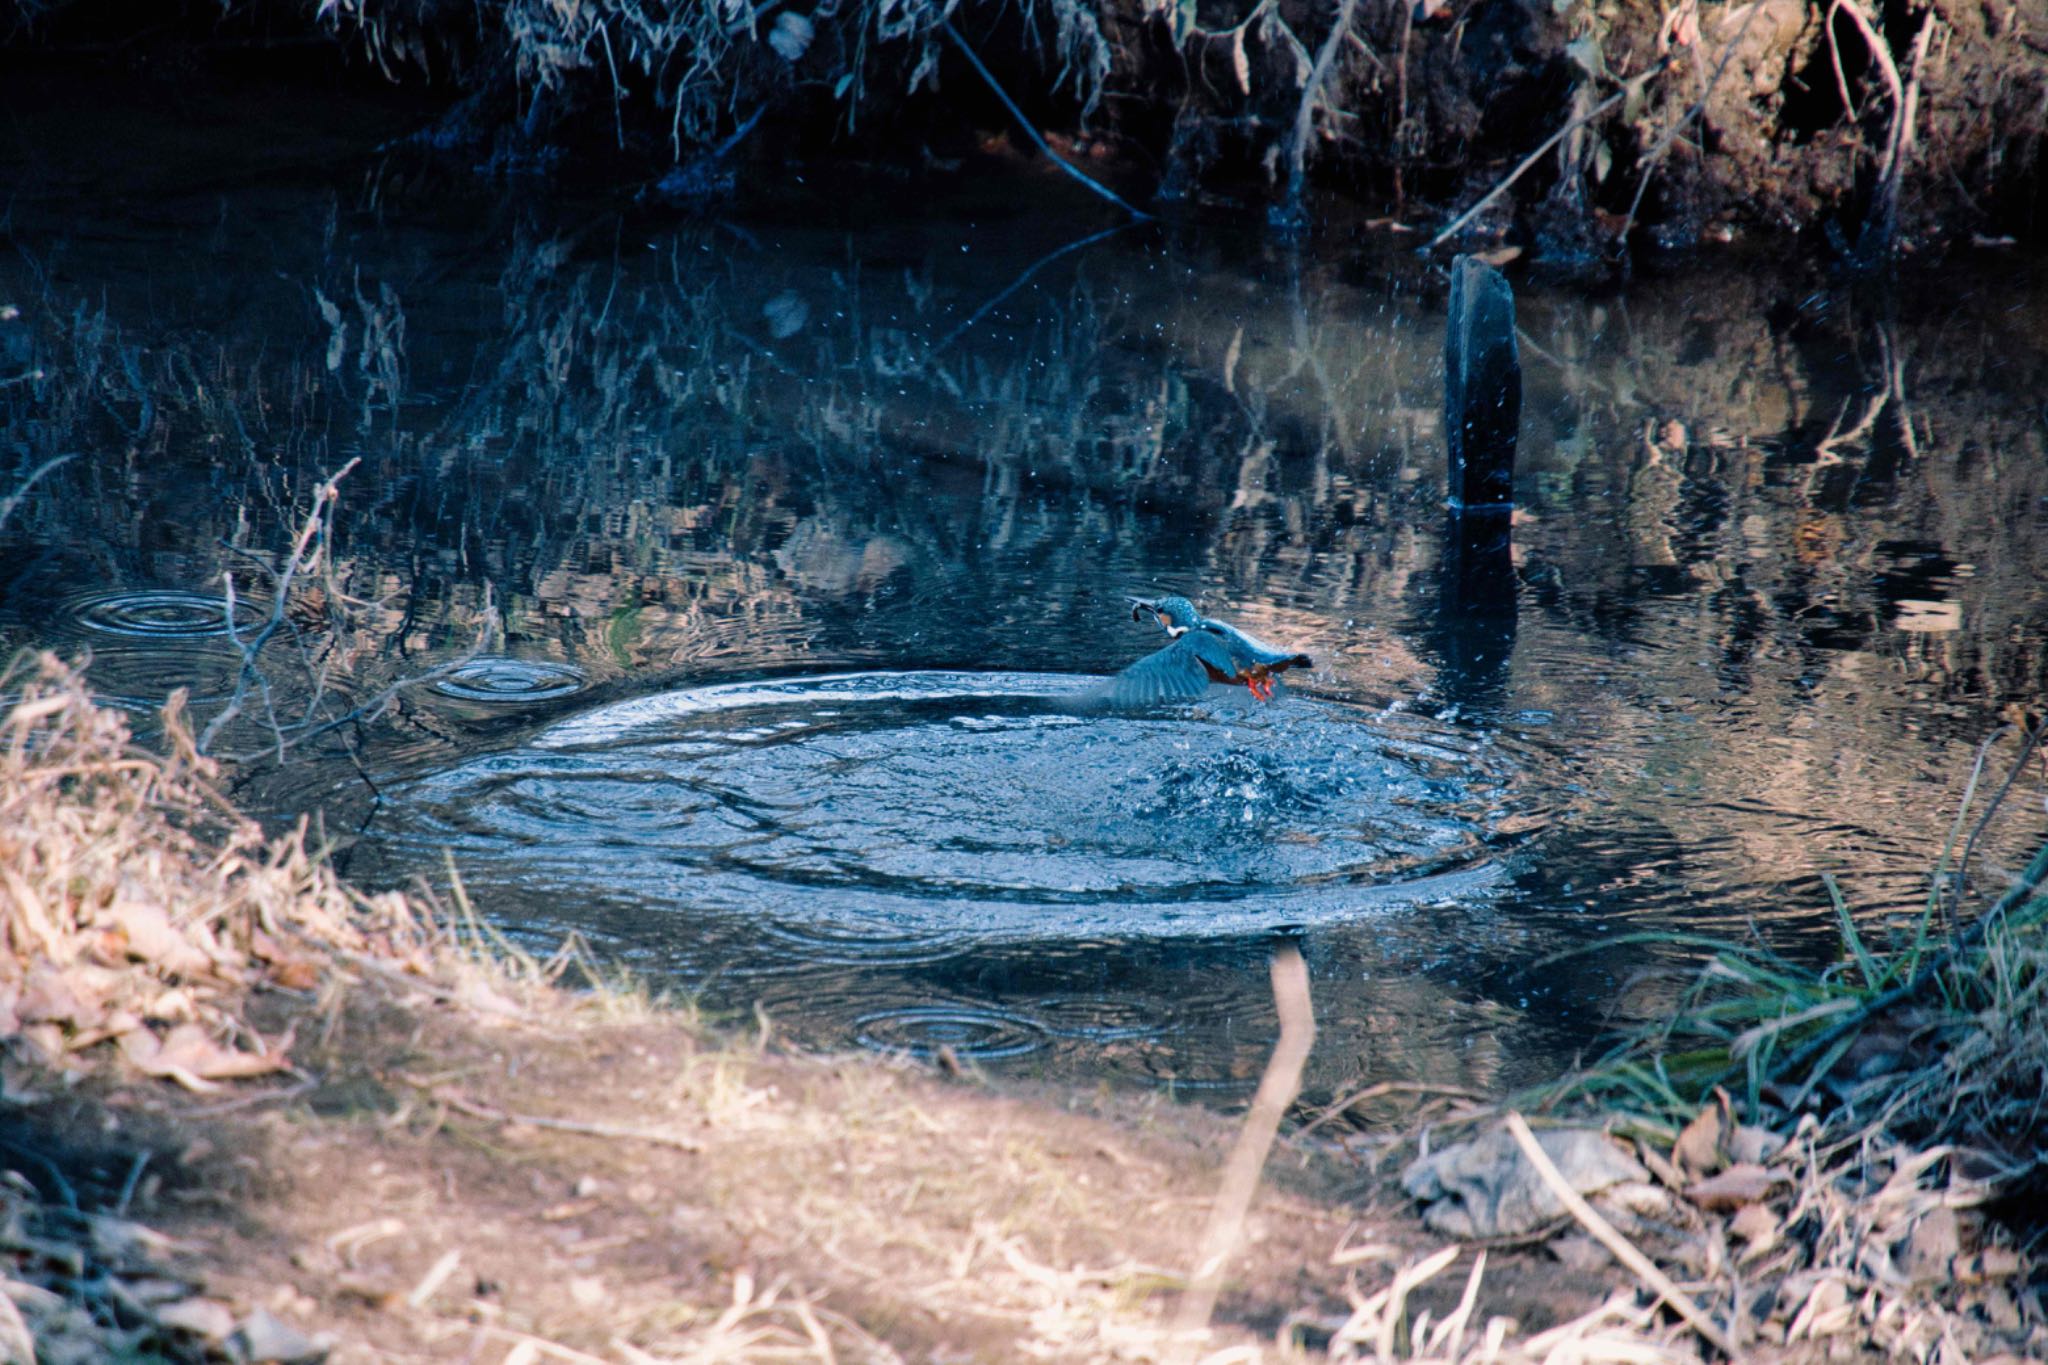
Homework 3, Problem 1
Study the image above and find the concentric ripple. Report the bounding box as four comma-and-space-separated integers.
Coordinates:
66, 589, 260, 638
432, 657, 588, 702
376, 671, 1540, 947
852, 1005, 1048, 1059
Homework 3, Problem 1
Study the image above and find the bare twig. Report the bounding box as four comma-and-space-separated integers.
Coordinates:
1297, 1079, 1488, 1137
1617, 5, 1767, 246
1427, 81, 1646, 251
1170, 943, 1314, 1357
1951, 719, 2045, 913
1504, 1112, 1738, 1356
0, 453, 72, 531
940, 20, 1152, 221
413, 1082, 706, 1153
199, 459, 360, 755
1274, 0, 1361, 228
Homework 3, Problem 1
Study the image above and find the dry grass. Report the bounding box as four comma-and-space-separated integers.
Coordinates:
0, 650, 438, 1087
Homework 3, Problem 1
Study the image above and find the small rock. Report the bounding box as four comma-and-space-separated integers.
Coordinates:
228, 1306, 328, 1364
1403, 1126, 1648, 1239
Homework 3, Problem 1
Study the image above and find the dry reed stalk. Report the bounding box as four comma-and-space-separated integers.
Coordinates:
1503, 1112, 1735, 1357
1169, 942, 1315, 1359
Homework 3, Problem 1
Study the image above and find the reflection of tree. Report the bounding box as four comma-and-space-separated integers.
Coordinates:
1, 211, 1448, 712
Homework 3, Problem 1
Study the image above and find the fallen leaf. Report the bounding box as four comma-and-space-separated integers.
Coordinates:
1730, 1201, 1780, 1257
1727, 1124, 1785, 1166
1894, 1205, 1961, 1282
1684, 1162, 1784, 1211
107, 902, 212, 976
1954, 1246, 2022, 1282
1673, 1094, 1730, 1176
121, 1024, 287, 1091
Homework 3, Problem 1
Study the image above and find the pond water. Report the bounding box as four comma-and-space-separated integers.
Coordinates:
4, 82, 2047, 1103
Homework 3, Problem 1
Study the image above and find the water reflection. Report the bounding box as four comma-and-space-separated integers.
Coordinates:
1, 151, 2045, 1098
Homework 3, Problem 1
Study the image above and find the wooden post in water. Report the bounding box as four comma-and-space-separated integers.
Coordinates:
1444, 255, 1520, 513
1436, 256, 1521, 701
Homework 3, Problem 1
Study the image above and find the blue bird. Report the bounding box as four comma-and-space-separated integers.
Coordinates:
1106, 596, 1314, 704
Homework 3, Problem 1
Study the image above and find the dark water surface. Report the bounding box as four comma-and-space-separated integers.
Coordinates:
5, 85, 2047, 1101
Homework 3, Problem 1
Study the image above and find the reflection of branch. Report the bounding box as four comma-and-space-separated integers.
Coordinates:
0, 453, 72, 530
931, 222, 1134, 353
940, 20, 1152, 221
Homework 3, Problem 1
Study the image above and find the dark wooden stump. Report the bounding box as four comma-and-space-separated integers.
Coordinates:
1444, 255, 1520, 512
1435, 255, 1521, 703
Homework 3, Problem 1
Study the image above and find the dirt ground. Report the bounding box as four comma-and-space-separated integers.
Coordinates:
2, 967, 1624, 1364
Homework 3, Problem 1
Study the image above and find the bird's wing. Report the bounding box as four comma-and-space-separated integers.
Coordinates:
1098, 632, 1236, 706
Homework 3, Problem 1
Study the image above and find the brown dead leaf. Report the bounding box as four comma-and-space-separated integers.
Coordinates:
1635, 1137, 1685, 1191
1729, 1201, 1780, 1258
120, 1023, 287, 1091
15, 962, 88, 1026
107, 902, 213, 976
1895, 1206, 1961, 1282
1726, 1124, 1785, 1166
1684, 1162, 1784, 1211
1954, 1247, 2022, 1283
1787, 1275, 1854, 1342
1673, 1092, 1731, 1176
269, 959, 321, 992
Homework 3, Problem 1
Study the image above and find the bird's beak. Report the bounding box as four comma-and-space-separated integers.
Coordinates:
1127, 596, 1156, 623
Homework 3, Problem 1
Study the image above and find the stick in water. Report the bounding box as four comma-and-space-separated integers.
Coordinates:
1171, 942, 1316, 1357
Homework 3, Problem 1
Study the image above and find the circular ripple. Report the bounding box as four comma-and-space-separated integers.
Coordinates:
852, 1005, 1048, 1060
432, 657, 588, 702
81, 642, 246, 708
376, 671, 1542, 944
66, 590, 260, 638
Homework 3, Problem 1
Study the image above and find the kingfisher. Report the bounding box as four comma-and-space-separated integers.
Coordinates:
1105, 596, 1314, 704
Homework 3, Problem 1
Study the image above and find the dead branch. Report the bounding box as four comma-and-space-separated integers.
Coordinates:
1504, 1112, 1738, 1356
199, 459, 360, 756
1169, 943, 1314, 1357
1427, 85, 1633, 250
1617, 2, 1767, 247
940, 20, 1151, 221
1274, 0, 1360, 229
